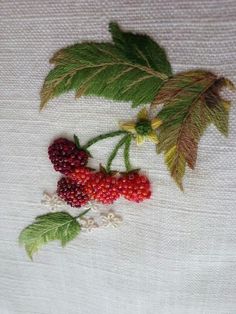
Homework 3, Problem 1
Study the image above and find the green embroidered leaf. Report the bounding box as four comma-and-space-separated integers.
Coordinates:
19, 212, 80, 259
109, 22, 172, 76
153, 71, 234, 189
40, 23, 171, 110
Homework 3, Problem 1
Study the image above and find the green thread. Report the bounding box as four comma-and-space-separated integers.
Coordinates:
106, 135, 129, 172
76, 208, 91, 219
135, 120, 152, 135
83, 130, 127, 149
124, 135, 132, 172
74, 134, 81, 149
40, 22, 172, 110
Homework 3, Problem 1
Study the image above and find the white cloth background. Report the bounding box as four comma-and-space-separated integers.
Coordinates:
0, 1, 236, 313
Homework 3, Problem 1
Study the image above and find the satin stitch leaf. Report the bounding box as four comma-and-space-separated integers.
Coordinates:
40, 22, 172, 109
154, 71, 234, 189
19, 212, 81, 259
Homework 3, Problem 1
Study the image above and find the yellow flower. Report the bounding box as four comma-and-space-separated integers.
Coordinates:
120, 107, 162, 145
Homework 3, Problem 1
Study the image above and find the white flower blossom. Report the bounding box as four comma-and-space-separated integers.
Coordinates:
101, 210, 123, 228
80, 217, 98, 232
83, 201, 100, 212
41, 192, 66, 211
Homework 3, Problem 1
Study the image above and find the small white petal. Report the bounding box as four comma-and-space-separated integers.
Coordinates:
100, 210, 123, 228
79, 217, 99, 232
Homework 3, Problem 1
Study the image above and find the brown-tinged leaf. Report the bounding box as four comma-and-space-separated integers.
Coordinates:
164, 145, 186, 190
156, 71, 234, 189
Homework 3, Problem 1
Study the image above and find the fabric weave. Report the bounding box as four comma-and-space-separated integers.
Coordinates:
0, 1, 236, 313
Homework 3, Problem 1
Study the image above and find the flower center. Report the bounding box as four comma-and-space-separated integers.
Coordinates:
135, 120, 152, 135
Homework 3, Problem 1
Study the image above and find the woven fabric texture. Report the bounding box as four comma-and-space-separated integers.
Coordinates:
0, 1, 236, 313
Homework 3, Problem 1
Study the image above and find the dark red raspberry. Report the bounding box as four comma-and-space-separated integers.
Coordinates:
68, 167, 93, 184
57, 177, 89, 207
84, 171, 120, 204
48, 138, 89, 175
118, 172, 151, 202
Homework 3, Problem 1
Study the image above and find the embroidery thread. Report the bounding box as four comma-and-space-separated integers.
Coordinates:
19, 22, 234, 258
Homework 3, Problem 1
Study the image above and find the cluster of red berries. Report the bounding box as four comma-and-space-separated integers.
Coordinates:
48, 138, 151, 207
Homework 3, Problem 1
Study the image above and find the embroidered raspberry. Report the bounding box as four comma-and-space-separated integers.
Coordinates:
48, 138, 89, 175
68, 167, 93, 184
118, 172, 151, 202
85, 171, 120, 204
57, 177, 89, 207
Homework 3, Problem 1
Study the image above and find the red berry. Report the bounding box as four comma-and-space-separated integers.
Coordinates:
48, 138, 89, 175
84, 171, 120, 204
57, 177, 89, 207
68, 167, 93, 184
118, 172, 151, 202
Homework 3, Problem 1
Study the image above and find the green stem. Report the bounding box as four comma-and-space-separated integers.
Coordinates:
124, 135, 132, 172
75, 208, 91, 219
83, 130, 127, 149
106, 135, 129, 172
74, 134, 81, 149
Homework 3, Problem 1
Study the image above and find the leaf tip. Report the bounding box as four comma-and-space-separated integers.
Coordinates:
221, 129, 229, 138
39, 94, 48, 111
26, 251, 34, 261
108, 21, 120, 34
39, 103, 45, 112
27, 253, 34, 261
172, 175, 184, 191
178, 182, 184, 192
224, 78, 236, 91
73, 134, 81, 149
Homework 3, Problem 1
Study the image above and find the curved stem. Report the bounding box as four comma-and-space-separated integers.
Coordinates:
83, 130, 127, 149
106, 135, 128, 172
124, 135, 132, 172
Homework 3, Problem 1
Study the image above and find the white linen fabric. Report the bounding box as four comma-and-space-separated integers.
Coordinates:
0, 1, 236, 313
